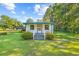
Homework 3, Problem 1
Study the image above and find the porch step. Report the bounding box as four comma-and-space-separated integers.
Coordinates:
34, 33, 44, 40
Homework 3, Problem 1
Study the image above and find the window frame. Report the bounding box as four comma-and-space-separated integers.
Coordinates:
45, 24, 49, 30
30, 25, 34, 30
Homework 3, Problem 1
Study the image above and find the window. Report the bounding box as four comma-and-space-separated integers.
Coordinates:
30, 25, 34, 30
45, 25, 49, 30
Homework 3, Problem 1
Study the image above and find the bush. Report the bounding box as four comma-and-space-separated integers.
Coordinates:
15, 30, 22, 33
21, 29, 26, 32
0, 32, 7, 35
21, 32, 33, 40
46, 32, 54, 40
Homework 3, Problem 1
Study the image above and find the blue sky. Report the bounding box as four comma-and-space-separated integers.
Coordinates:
0, 3, 50, 22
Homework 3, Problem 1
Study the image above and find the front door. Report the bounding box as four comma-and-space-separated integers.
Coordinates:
37, 24, 42, 33
34, 24, 44, 40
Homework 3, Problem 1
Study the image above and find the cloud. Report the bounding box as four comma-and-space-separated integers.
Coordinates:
34, 4, 49, 16
42, 6, 48, 12
2, 3, 16, 14
34, 4, 41, 12
38, 13, 44, 16
3, 3, 15, 11
25, 16, 33, 20
22, 11, 26, 15
11, 10, 16, 14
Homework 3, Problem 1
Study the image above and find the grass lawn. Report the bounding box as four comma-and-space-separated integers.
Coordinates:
0, 32, 79, 56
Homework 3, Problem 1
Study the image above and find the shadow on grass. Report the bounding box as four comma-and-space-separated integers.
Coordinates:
55, 33, 76, 40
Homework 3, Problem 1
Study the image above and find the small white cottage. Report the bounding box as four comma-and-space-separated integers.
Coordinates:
24, 21, 54, 40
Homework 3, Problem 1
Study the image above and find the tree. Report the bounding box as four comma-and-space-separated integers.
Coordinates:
0, 15, 23, 30
43, 3, 79, 33
26, 18, 33, 23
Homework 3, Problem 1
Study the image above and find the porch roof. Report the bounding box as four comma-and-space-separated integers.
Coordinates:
24, 22, 51, 24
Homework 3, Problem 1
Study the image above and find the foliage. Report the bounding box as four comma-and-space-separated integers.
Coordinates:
26, 18, 33, 23
21, 32, 33, 40
0, 32, 7, 35
46, 32, 54, 40
0, 15, 23, 30
43, 3, 79, 33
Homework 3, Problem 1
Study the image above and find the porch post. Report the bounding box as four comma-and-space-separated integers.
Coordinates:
44, 33, 45, 40
43, 24, 45, 40
33, 24, 35, 40
33, 33, 34, 40
51, 24, 54, 33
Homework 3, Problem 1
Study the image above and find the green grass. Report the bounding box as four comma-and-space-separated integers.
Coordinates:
54, 31, 79, 40
0, 32, 79, 56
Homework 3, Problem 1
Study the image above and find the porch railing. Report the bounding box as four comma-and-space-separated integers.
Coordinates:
33, 33, 45, 40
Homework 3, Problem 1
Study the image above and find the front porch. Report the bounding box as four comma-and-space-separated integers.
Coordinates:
32, 24, 48, 40
24, 22, 53, 40
34, 33, 44, 40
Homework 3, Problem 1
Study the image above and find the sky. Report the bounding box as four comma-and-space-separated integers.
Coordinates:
0, 3, 50, 22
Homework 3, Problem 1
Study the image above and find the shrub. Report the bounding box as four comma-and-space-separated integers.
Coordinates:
21, 32, 33, 40
15, 30, 22, 33
46, 32, 54, 40
21, 29, 26, 32
15, 29, 26, 33
0, 32, 7, 35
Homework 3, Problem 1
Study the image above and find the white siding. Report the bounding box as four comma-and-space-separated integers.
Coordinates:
26, 25, 30, 31
26, 24, 54, 34
43, 24, 52, 33
26, 24, 37, 34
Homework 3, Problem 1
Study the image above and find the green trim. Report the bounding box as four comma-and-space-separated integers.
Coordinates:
24, 22, 51, 24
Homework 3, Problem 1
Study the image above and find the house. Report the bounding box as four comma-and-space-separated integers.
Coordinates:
24, 21, 54, 40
